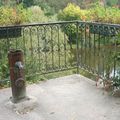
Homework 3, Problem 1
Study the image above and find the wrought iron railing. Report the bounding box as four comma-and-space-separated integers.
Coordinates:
0, 21, 120, 85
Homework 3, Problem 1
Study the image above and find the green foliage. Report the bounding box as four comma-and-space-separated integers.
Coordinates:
0, 4, 55, 26
58, 2, 120, 24
26, 5, 56, 23
110, 34, 120, 45
57, 3, 87, 43
22, 0, 55, 16
42, 4, 55, 16
32, 0, 110, 12
106, 0, 118, 6
28, 6, 48, 23
88, 4, 120, 24
0, 4, 29, 26
58, 3, 86, 21
0, 60, 9, 80
1, 0, 119, 12
33, 0, 70, 12
22, 0, 34, 7
0, 1, 3, 7
38, 2, 55, 16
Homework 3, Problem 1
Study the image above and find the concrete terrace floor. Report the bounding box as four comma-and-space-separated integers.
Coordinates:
0, 74, 120, 120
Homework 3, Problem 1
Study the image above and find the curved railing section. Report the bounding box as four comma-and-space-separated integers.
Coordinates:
0, 21, 120, 85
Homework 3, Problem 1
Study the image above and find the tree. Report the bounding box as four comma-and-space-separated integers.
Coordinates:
16, 0, 22, 4
22, 0, 34, 7
106, 0, 118, 6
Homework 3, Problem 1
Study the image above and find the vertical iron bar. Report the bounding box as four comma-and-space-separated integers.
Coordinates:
80, 24, 83, 68
51, 26, 54, 70
76, 21, 79, 73
29, 27, 34, 74
98, 28, 100, 76
93, 31, 96, 74
15, 38, 17, 49
57, 25, 61, 69
37, 27, 41, 72
7, 28, 10, 51
113, 33, 117, 78
102, 35, 106, 78
44, 26, 47, 71
30, 27, 33, 60
88, 25, 91, 72
22, 27, 27, 72
84, 24, 87, 68
64, 25, 67, 68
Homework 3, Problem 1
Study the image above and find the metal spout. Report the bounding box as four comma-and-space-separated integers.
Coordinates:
15, 61, 24, 69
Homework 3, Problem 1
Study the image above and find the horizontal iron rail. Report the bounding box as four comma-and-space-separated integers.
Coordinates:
0, 21, 119, 28
25, 67, 77, 78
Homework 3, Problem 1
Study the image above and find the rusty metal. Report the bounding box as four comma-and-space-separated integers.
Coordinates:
8, 49, 26, 103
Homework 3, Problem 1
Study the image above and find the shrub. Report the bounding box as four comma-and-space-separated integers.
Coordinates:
44, 5, 55, 16
0, 57, 9, 81
28, 6, 49, 23
23, 0, 34, 7
88, 4, 120, 24
57, 3, 87, 43
0, 4, 29, 26
58, 3, 87, 21
106, 0, 118, 7
39, 3, 55, 16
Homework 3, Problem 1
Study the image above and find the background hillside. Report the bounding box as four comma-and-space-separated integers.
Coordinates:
24, 0, 119, 11
1, 0, 119, 12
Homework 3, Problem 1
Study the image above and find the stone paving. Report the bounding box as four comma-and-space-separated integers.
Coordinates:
0, 74, 120, 120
